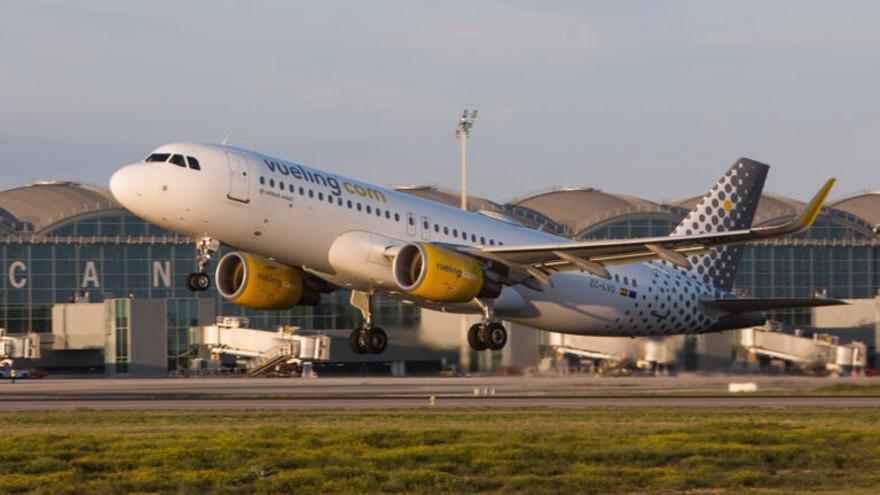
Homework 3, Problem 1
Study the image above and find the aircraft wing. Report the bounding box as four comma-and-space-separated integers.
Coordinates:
462, 178, 835, 286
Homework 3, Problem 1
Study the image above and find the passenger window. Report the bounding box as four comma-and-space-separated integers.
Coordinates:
329, 195, 335, 204
434, 224, 439, 233
480, 236, 485, 244
318, 192, 324, 200
145, 153, 170, 162
347, 200, 353, 209
186, 156, 201, 170
385, 211, 390, 219
376, 208, 381, 217
444, 226, 449, 235
614, 274, 620, 282
309, 190, 314, 198
270, 179, 275, 187
357, 203, 362, 211
423, 220, 429, 229
471, 234, 476, 242
289, 184, 294, 193
259, 177, 265, 185
366, 205, 371, 214
489, 239, 495, 246
299, 187, 304, 195
453, 229, 458, 237
408, 216, 415, 226
462, 231, 467, 239
280, 182, 285, 190
169, 154, 186, 167
394, 213, 400, 222
338, 197, 343, 206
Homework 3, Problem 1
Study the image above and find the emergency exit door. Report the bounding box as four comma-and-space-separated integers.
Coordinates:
226, 152, 250, 203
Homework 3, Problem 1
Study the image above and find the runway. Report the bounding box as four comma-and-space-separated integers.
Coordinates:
2, 396, 880, 411
2, 375, 879, 410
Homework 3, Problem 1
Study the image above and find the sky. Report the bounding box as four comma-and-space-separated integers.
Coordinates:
1, 0, 878, 204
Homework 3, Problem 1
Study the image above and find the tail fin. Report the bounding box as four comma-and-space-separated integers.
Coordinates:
671, 158, 769, 291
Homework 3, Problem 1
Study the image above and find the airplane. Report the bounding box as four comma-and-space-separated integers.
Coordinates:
109, 143, 844, 355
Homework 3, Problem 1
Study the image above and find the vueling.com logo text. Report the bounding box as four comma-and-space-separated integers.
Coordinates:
263, 160, 387, 203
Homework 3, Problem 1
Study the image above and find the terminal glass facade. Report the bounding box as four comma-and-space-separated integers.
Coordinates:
580, 218, 680, 241
0, 213, 420, 335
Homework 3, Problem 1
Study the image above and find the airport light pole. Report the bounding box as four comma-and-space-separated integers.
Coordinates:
455, 109, 478, 372
455, 109, 477, 210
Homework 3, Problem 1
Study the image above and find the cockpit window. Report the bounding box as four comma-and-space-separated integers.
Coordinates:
186, 156, 201, 170
145, 153, 170, 162
169, 154, 186, 167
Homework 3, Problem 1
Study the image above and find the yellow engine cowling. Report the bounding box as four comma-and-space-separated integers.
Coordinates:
392, 243, 500, 303
214, 251, 319, 310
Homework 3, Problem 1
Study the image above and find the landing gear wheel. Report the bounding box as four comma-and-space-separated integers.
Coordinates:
186, 273, 198, 292
365, 327, 388, 355
484, 322, 507, 351
194, 273, 210, 291
349, 328, 368, 355
468, 323, 488, 351
186, 273, 210, 292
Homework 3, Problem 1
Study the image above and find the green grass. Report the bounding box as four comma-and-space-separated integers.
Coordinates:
2, 408, 880, 494
814, 383, 880, 395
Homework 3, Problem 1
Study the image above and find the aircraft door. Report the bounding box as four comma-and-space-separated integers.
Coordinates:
226, 151, 250, 203
406, 212, 416, 237
421, 216, 431, 240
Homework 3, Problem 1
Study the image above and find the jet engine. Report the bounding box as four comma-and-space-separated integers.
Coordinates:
215, 251, 320, 310
392, 243, 500, 303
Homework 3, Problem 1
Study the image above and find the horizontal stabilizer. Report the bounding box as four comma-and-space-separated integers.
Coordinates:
700, 296, 847, 313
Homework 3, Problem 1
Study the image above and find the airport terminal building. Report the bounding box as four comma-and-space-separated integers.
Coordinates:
1, 180, 879, 374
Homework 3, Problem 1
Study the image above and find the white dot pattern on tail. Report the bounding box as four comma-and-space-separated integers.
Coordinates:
670, 159, 769, 290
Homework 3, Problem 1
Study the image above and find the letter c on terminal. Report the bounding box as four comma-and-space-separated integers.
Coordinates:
8, 260, 27, 289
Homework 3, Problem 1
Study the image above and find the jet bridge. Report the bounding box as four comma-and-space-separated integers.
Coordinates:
191, 317, 330, 376
0, 328, 40, 361
547, 333, 680, 375
0, 329, 41, 377
739, 323, 866, 375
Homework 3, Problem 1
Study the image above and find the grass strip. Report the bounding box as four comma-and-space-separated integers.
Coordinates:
1, 408, 879, 494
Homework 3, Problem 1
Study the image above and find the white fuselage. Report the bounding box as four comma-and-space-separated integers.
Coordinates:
111, 143, 732, 336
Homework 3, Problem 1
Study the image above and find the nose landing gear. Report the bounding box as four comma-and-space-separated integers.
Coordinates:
186, 236, 219, 292
348, 291, 388, 355
186, 272, 211, 292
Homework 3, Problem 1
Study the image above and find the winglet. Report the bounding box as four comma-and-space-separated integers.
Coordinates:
753, 177, 837, 238
796, 178, 836, 228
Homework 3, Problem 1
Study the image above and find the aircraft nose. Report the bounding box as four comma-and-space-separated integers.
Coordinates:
109, 164, 141, 207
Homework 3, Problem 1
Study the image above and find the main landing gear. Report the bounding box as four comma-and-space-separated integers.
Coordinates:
467, 321, 507, 351
186, 236, 219, 292
348, 291, 388, 355
467, 299, 508, 352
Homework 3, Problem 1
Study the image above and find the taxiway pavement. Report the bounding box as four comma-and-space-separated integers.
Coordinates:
1, 375, 878, 410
